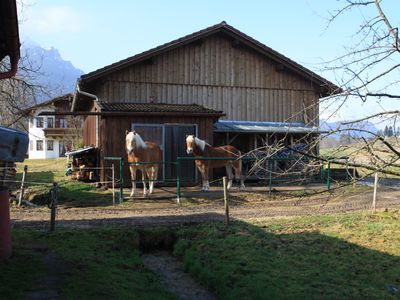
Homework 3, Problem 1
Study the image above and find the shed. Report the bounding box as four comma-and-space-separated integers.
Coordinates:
80, 100, 223, 185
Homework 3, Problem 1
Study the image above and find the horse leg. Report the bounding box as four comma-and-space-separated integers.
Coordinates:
142, 169, 148, 197
234, 162, 245, 191
197, 164, 210, 192
148, 166, 157, 194
225, 164, 233, 190
202, 165, 210, 192
129, 166, 137, 197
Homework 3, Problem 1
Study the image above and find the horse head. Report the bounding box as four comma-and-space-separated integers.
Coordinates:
126, 130, 145, 154
186, 134, 196, 155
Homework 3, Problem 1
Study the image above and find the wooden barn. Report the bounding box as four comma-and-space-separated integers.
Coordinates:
71, 22, 339, 185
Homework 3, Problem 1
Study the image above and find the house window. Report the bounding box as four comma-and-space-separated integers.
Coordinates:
47, 117, 54, 128
47, 140, 54, 151
36, 117, 44, 128
36, 140, 44, 151
59, 118, 67, 128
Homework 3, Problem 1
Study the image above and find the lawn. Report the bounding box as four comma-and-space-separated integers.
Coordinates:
2, 210, 399, 299
14, 159, 113, 206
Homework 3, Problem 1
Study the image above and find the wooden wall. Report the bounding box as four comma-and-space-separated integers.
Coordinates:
82, 103, 97, 147
89, 34, 319, 125
98, 115, 215, 186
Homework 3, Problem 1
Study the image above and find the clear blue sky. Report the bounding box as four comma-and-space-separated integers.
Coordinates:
17, 0, 400, 125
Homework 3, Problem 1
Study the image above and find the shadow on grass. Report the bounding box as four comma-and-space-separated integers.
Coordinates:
10, 212, 400, 299
175, 219, 400, 300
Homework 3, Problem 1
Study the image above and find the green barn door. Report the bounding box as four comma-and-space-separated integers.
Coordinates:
165, 125, 196, 183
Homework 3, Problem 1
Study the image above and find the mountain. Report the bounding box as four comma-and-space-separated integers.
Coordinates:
21, 40, 84, 101
320, 120, 378, 139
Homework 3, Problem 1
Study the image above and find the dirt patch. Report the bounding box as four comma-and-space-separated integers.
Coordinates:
23, 244, 69, 300
142, 252, 217, 300
10, 185, 400, 228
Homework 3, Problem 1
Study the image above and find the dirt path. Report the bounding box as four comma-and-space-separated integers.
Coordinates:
142, 252, 217, 300
23, 245, 69, 300
10, 186, 400, 228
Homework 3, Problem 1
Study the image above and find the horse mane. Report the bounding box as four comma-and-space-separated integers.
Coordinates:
133, 132, 147, 149
194, 136, 209, 152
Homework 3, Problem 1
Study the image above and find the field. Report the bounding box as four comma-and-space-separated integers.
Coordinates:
3, 159, 400, 299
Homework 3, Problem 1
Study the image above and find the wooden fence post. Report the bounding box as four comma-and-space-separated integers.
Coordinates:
50, 182, 59, 231
18, 165, 28, 207
372, 172, 378, 213
223, 176, 229, 226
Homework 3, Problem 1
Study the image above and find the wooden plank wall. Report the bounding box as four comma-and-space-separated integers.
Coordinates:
98, 115, 214, 186
82, 103, 97, 147
91, 34, 320, 125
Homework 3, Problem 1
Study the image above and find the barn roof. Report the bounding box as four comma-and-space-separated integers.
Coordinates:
93, 102, 224, 117
79, 21, 340, 96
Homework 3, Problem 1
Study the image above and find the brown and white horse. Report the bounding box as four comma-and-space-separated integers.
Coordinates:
185, 135, 245, 191
125, 130, 162, 197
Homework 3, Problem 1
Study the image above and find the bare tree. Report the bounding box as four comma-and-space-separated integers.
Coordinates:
246, 1, 400, 190
0, 50, 49, 130
316, 0, 400, 178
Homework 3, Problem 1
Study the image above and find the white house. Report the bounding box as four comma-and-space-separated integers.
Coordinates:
26, 94, 82, 159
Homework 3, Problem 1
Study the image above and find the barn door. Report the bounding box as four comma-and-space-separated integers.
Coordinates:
164, 125, 196, 183
131, 124, 164, 180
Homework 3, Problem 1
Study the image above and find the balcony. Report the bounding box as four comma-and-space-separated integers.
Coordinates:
43, 127, 82, 138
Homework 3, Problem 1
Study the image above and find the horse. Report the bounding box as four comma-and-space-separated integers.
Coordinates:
125, 130, 162, 197
185, 135, 245, 192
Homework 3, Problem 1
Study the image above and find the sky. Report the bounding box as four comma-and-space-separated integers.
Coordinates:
17, 0, 400, 126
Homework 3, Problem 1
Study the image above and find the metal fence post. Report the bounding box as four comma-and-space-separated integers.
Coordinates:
176, 158, 181, 203
119, 158, 124, 203
111, 163, 115, 205
320, 163, 325, 181
327, 161, 331, 191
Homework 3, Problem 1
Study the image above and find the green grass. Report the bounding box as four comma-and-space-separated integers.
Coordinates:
174, 210, 400, 300
14, 159, 113, 206
1, 229, 175, 300
2, 211, 400, 299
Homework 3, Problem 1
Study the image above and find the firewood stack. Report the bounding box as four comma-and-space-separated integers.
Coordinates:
0, 161, 17, 188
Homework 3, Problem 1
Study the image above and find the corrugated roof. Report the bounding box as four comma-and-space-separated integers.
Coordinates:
65, 146, 96, 157
214, 120, 321, 134
80, 22, 340, 96
97, 102, 224, 115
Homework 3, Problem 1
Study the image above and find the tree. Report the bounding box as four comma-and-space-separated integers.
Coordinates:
318, 0, 400, 177
0, 51, 48, 130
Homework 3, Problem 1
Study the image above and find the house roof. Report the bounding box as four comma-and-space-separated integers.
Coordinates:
0, 0, 20, 79
21, 93, 74, 115
214, 120, 322, 134
79, 21, 340, 96
96, 102, 224, 117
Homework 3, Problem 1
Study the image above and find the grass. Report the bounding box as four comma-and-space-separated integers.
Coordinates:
14, 159, 113, 206
1, 229, 175, 300
2, 211, 400, 299
174, 210, 400, 300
